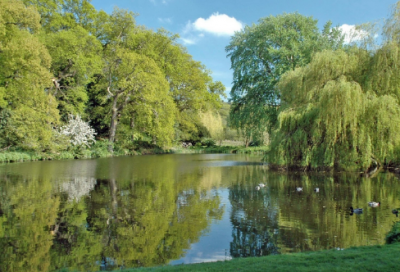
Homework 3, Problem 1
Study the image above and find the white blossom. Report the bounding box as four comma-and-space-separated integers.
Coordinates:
60, 114, 96, 147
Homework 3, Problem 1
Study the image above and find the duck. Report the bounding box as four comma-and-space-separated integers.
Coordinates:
255, 185, 261, 191
258, 183, 265, 188
368, 201, 380, 207
392, 209, 399, 217
314, 188, 319, 193
296, 187, 303, 192
350, 206, 363, 214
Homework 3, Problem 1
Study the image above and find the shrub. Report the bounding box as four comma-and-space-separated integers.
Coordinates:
386, 221, 400, 244
59, 115, 96, 148
201, 138, 216, 147
90, 139, 113, 158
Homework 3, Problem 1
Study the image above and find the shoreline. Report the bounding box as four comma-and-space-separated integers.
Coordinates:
0, 145, 268, 164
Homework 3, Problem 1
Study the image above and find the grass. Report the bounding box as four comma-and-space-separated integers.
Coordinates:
0, 139, 269, 164
0, 145, 170, 163
126, 243, 400, 272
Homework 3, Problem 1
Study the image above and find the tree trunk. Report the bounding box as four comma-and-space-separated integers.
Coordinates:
108, 94, 120, 152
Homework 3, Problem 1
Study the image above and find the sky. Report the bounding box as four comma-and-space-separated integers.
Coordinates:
91, 0, 398, 97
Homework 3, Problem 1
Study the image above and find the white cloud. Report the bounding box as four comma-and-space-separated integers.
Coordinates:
180, 37, 196, 45
338, 24, 369, 44
188, 13, 243, 36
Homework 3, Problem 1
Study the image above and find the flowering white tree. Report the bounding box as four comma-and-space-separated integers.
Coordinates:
59, 115, 96, 147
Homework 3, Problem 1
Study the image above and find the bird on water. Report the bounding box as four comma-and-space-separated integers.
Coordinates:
350, 207, 363, 214
368, 201, 380, 207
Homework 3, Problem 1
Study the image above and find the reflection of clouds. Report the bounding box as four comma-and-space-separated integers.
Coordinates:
176, 250, 232, 264
60, 177, 97, 202
192, 254, 232, 263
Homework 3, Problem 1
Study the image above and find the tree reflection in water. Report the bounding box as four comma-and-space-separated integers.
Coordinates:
0, 156, 224, 272
1, 155, 400, 271
228, 166, 280, 257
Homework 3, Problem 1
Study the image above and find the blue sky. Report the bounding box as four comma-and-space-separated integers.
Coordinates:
91, 0, 397, 96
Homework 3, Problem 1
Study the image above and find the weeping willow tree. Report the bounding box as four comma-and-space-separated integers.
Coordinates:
266, 47, 400, 171
199, 110, 224, 142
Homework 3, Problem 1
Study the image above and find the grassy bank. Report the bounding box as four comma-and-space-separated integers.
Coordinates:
0, 143, 170, 163
0, 145, 267, 163
128, 243, 400, 272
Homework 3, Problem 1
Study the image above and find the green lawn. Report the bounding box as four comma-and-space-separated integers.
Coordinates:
130, 244, 400, 272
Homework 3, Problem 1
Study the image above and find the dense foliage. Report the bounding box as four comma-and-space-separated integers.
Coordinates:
228, 2, 400, 171
266, 48, 400, 171
0, 0, 225, 154
226, 13, 343, 145
386, 221, 400, 244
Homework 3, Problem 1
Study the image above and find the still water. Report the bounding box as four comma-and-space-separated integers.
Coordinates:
0, 154, 399, 271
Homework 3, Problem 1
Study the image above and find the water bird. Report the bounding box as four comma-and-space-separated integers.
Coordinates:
258, 183, 265, 188
368, 201, 380, 207
255, 185, 261, 191
296, 187, 303, 192
350, 207, 363, 214
314, 188, 319, 193
392, 209, 399, 217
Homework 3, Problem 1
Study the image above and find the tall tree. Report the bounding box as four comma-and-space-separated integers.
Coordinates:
226, 13, 343, 141
266, 48, 400, 171
0, 0, 60, 151
87, 9, 176, 151
266, 2, 400, 171
102, 47, 176, 149
128, 29, 225, 142
22, 0, 104, 120
43, 25, 103, 119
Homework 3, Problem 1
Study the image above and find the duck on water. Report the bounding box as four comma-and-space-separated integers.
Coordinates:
368, 201, 380, 207
350, 207, 363, 215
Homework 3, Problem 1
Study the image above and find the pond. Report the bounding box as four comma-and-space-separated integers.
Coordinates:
0, 154, 399, 271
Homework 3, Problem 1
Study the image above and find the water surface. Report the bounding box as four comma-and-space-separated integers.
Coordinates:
0, 154, 399, 271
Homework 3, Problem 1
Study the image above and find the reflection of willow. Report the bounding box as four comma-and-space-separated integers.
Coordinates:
49, 166, 223, 271
229, 166, 280, 257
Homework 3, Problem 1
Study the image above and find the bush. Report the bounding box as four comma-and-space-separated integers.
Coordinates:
56, 151, 75, 160
90, 139, 113, 158
249, 140, 262, 147
386, 221, 400, 244
59, 115, 96, 148
201, 138, 216, 147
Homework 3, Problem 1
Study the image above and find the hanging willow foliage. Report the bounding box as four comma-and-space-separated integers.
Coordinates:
199, 110, 224, 141
266, 48, 400, 171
